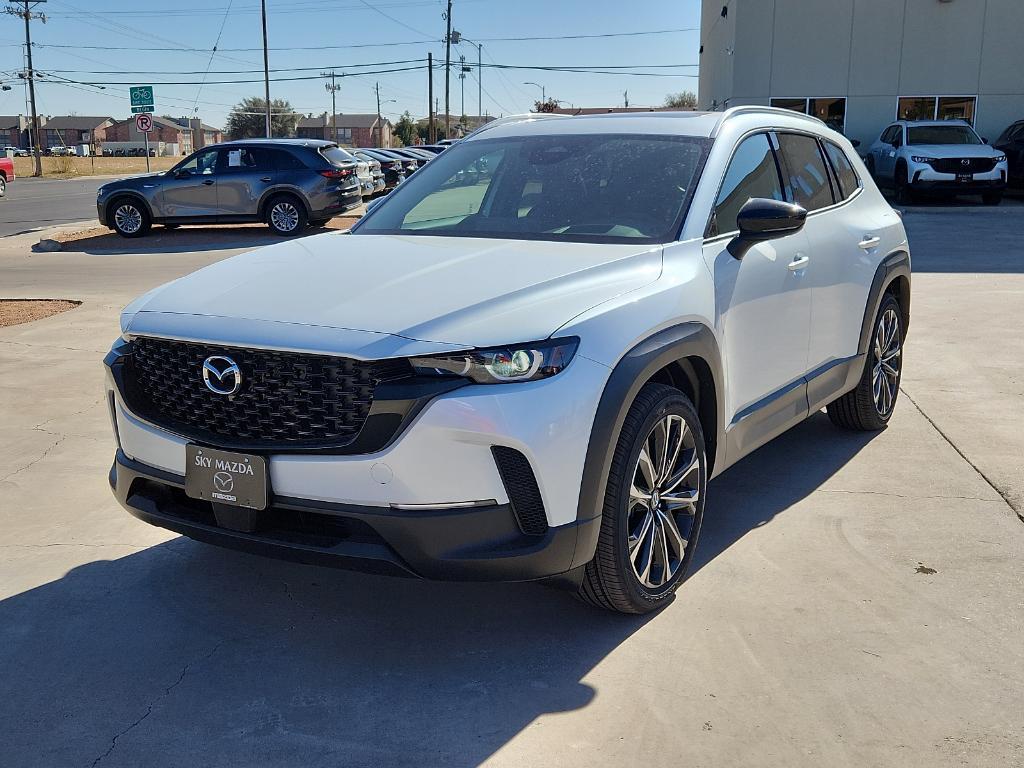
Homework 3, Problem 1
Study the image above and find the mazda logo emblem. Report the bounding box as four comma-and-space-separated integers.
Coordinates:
202, 355, 242, 395
961, 158, 970, 166
213, 471, 234, 492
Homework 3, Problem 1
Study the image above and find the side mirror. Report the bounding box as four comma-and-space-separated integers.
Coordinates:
174, 169, 192, 180
728, 198, 807, 259
982, 137, 989, 144
364, 196, 385, 215
850, 138, 861, 148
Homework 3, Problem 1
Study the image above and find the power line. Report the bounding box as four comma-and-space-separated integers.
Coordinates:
192, 0, 235, 115
41, 58, 430, 75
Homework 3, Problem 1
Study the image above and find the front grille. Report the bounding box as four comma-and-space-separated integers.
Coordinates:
491, 446, 548, 536
125, 336, 411, 449
929, 157, 997, 174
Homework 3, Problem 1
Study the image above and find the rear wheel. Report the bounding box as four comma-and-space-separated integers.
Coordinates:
266, 194, 307, 236
110, 197, 151, 238
578, 383, 707, 614
828, 294, 903, 431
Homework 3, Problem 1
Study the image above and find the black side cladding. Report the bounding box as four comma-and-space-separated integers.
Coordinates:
490, 446, 549, 536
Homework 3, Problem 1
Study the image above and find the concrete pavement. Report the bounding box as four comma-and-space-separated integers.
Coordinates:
0, 177, 107, 237
1, 214, 1022, 767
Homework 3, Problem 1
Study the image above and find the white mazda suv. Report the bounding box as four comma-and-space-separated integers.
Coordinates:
105, 107, 910, 614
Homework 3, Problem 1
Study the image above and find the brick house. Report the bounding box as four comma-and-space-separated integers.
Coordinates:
0, 115, 38, 149
106, 116, 195, 155
42, 116, 114, 152
167, 117, 223, 149
296, 113, 393, 147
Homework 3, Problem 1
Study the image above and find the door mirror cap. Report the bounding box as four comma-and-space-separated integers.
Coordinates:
728, 198, 807, 259
174, 169, 192, 180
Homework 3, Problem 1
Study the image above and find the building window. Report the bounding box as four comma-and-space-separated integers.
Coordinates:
330, 127, 353, 144
771, 97, 846, 133
897, 96, 976, 125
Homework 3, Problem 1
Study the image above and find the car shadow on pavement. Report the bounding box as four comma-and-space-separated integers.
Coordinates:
0, 534, 650, 766
693, 412, 878, 574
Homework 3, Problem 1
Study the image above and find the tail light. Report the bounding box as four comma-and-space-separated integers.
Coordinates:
319, 168, 353, 179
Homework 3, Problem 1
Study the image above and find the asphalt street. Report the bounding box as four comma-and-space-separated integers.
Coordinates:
0, 206, 1022, 767
0, 177, 106, 237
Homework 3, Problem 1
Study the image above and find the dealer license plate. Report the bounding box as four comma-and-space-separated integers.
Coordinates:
956, 173, 973, 183
185, 445, 268, 510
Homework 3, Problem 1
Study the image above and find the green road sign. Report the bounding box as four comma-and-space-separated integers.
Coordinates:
130, 85, 154, 108
131, 106, 154, 114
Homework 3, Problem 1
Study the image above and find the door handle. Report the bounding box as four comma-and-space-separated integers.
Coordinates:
201, 179, 214, 186
787, 254, 810, 271
260, 176, 272, 183
858, 235, 881, 249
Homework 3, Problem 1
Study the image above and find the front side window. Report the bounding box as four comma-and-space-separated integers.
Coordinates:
777, 133, 834, 212
707, 133, 783, 238
176, 148, 217, 175
906, 124, 981, 146
356, 133, 708, 244
823, 141, 860, 200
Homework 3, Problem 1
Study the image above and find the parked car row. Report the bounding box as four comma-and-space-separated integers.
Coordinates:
103, 147, 158, 157
864, 118, 1014, 204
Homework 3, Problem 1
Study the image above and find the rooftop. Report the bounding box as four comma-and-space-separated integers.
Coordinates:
44, 116, 114, 130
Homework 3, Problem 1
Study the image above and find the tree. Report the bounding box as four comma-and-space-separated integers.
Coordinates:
664, 91, 698, 110
533, 97, 560, 113
225, 97, 300, 140
394, 111, 416, 147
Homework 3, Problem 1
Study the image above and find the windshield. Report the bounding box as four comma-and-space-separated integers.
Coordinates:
907, 125, 981, 145
354, 133, 709, 244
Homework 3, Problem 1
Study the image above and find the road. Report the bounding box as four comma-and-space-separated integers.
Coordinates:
0, 176, 106, 237
0, 209, 1022, 767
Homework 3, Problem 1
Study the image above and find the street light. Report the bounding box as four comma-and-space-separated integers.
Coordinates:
454, 33, 483, 121
524, 81, 545, 103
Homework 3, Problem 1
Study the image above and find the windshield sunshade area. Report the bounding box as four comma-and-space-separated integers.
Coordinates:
907, 125, 981, 145
354, 133, 709, 243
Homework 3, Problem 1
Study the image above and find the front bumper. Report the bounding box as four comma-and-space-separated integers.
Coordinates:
110, 450, 597, 581
908, 163, 1007, 193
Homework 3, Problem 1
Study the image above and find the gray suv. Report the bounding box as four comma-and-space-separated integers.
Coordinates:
97, 139, 362, 237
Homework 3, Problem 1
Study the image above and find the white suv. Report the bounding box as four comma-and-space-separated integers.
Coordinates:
866, 119, 1008, 205
105, 107, 910, 614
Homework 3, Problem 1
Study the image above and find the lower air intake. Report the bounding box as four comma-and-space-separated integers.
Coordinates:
491, 446, 549, 536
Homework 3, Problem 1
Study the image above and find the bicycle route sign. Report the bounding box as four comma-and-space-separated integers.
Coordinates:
130, 85, 154, 114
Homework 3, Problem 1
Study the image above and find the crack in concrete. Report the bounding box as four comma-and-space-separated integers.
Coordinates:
818, 488, 999, 503
901, 388, 1022, 524
33, 396, 104, 431
88, 642, 223, 768
0, 432, 66, 483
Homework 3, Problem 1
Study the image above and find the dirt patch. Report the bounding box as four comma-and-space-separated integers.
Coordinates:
13, 155, 179, 179
0, 299, 81, 327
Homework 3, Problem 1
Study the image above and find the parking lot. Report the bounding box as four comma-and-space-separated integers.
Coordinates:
0, 198, 1020, 767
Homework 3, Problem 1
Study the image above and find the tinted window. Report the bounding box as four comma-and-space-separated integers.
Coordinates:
708, 133, 783, 237
218, 146, 272, 172
823, 141, 860, 200
357, 134, 707, 244
273, 149, 306, 170
906, 124, 981, 145
777, 133, 834, 211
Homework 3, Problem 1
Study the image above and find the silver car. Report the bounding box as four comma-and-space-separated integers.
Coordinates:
97, 139, 363, 237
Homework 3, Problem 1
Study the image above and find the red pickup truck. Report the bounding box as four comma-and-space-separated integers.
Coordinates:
0, 155, 14, 197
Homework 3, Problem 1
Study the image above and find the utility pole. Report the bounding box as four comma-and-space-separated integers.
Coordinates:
7, 1, 46, 177
459, 55, 466, 122
322, 71, 340, 142
375, 82, 382, 148
476, 42, 481, 122
623, 90, 629, 108
443, 0, 452, 139
260, 0, 271, 137
427, 52, 434, 144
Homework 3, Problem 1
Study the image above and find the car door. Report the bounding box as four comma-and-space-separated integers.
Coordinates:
156, 148, 219, 219
702, 132, 813, 454
214, 146, 273, 218
875, 125, 901, 180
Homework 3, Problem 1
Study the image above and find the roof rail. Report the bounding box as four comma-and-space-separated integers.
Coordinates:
462, 112, 569, 140
711, 104, 827, 136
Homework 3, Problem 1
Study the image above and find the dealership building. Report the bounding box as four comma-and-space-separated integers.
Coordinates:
698, 0, 1024, 148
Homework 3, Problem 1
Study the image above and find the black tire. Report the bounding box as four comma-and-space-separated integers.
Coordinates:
265, 194, 307, 236
577, 383, 707, 614
109, 196, 151, 238
828, 294, 904, 431
893, 163, 914, 204
0, 176, 7, 198
982, 192, 1002, 206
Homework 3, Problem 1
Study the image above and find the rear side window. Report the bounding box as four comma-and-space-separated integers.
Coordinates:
777, 133, 835, 212
707, 133, 783, 237
273, 149, 307, 170
218, 146, 272, 173
823, 141, 860, 200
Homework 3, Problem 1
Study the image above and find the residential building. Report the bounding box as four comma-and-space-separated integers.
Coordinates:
168, 117, 223, 150
698, 0, 1024, 147
42, 116, 113, 152
0, 115, 38, 149
105, 116, 194, 155
296, 113, 393, 147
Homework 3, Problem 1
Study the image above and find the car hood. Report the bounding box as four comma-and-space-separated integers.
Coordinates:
123, 232, 663, 356
906, 144, 1002, 158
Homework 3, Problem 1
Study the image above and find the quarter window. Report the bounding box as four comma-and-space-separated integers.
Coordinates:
707, 133, 783, 238
777, 133, 834, 212
823, 141, 860, 200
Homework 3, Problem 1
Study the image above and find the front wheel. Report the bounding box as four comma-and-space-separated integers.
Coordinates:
0, 176, 6, 197
266, 195, 307, 236
893, 164, 914, 204
109, 197, 151, 238
578, 383, 707, 614
828, 294, 904, 431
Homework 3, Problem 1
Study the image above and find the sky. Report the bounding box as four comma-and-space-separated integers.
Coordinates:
0, 0, 701, 130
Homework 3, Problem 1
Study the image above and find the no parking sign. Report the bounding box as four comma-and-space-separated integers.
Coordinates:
135, 113, 153, 133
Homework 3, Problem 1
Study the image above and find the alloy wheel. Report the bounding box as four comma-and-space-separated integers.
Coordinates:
270, 201, 300, 232
114, 204, 142, 234
627, 414, 701, 590
872, 307, 902, 416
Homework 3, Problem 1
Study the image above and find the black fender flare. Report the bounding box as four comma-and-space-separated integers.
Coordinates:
570, 323, 724, 569
858, 249, 911, 356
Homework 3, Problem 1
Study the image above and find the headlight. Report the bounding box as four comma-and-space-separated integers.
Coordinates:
994, 154, 1007, 163
410, 337, 579, 384
910, 156, 936, 163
